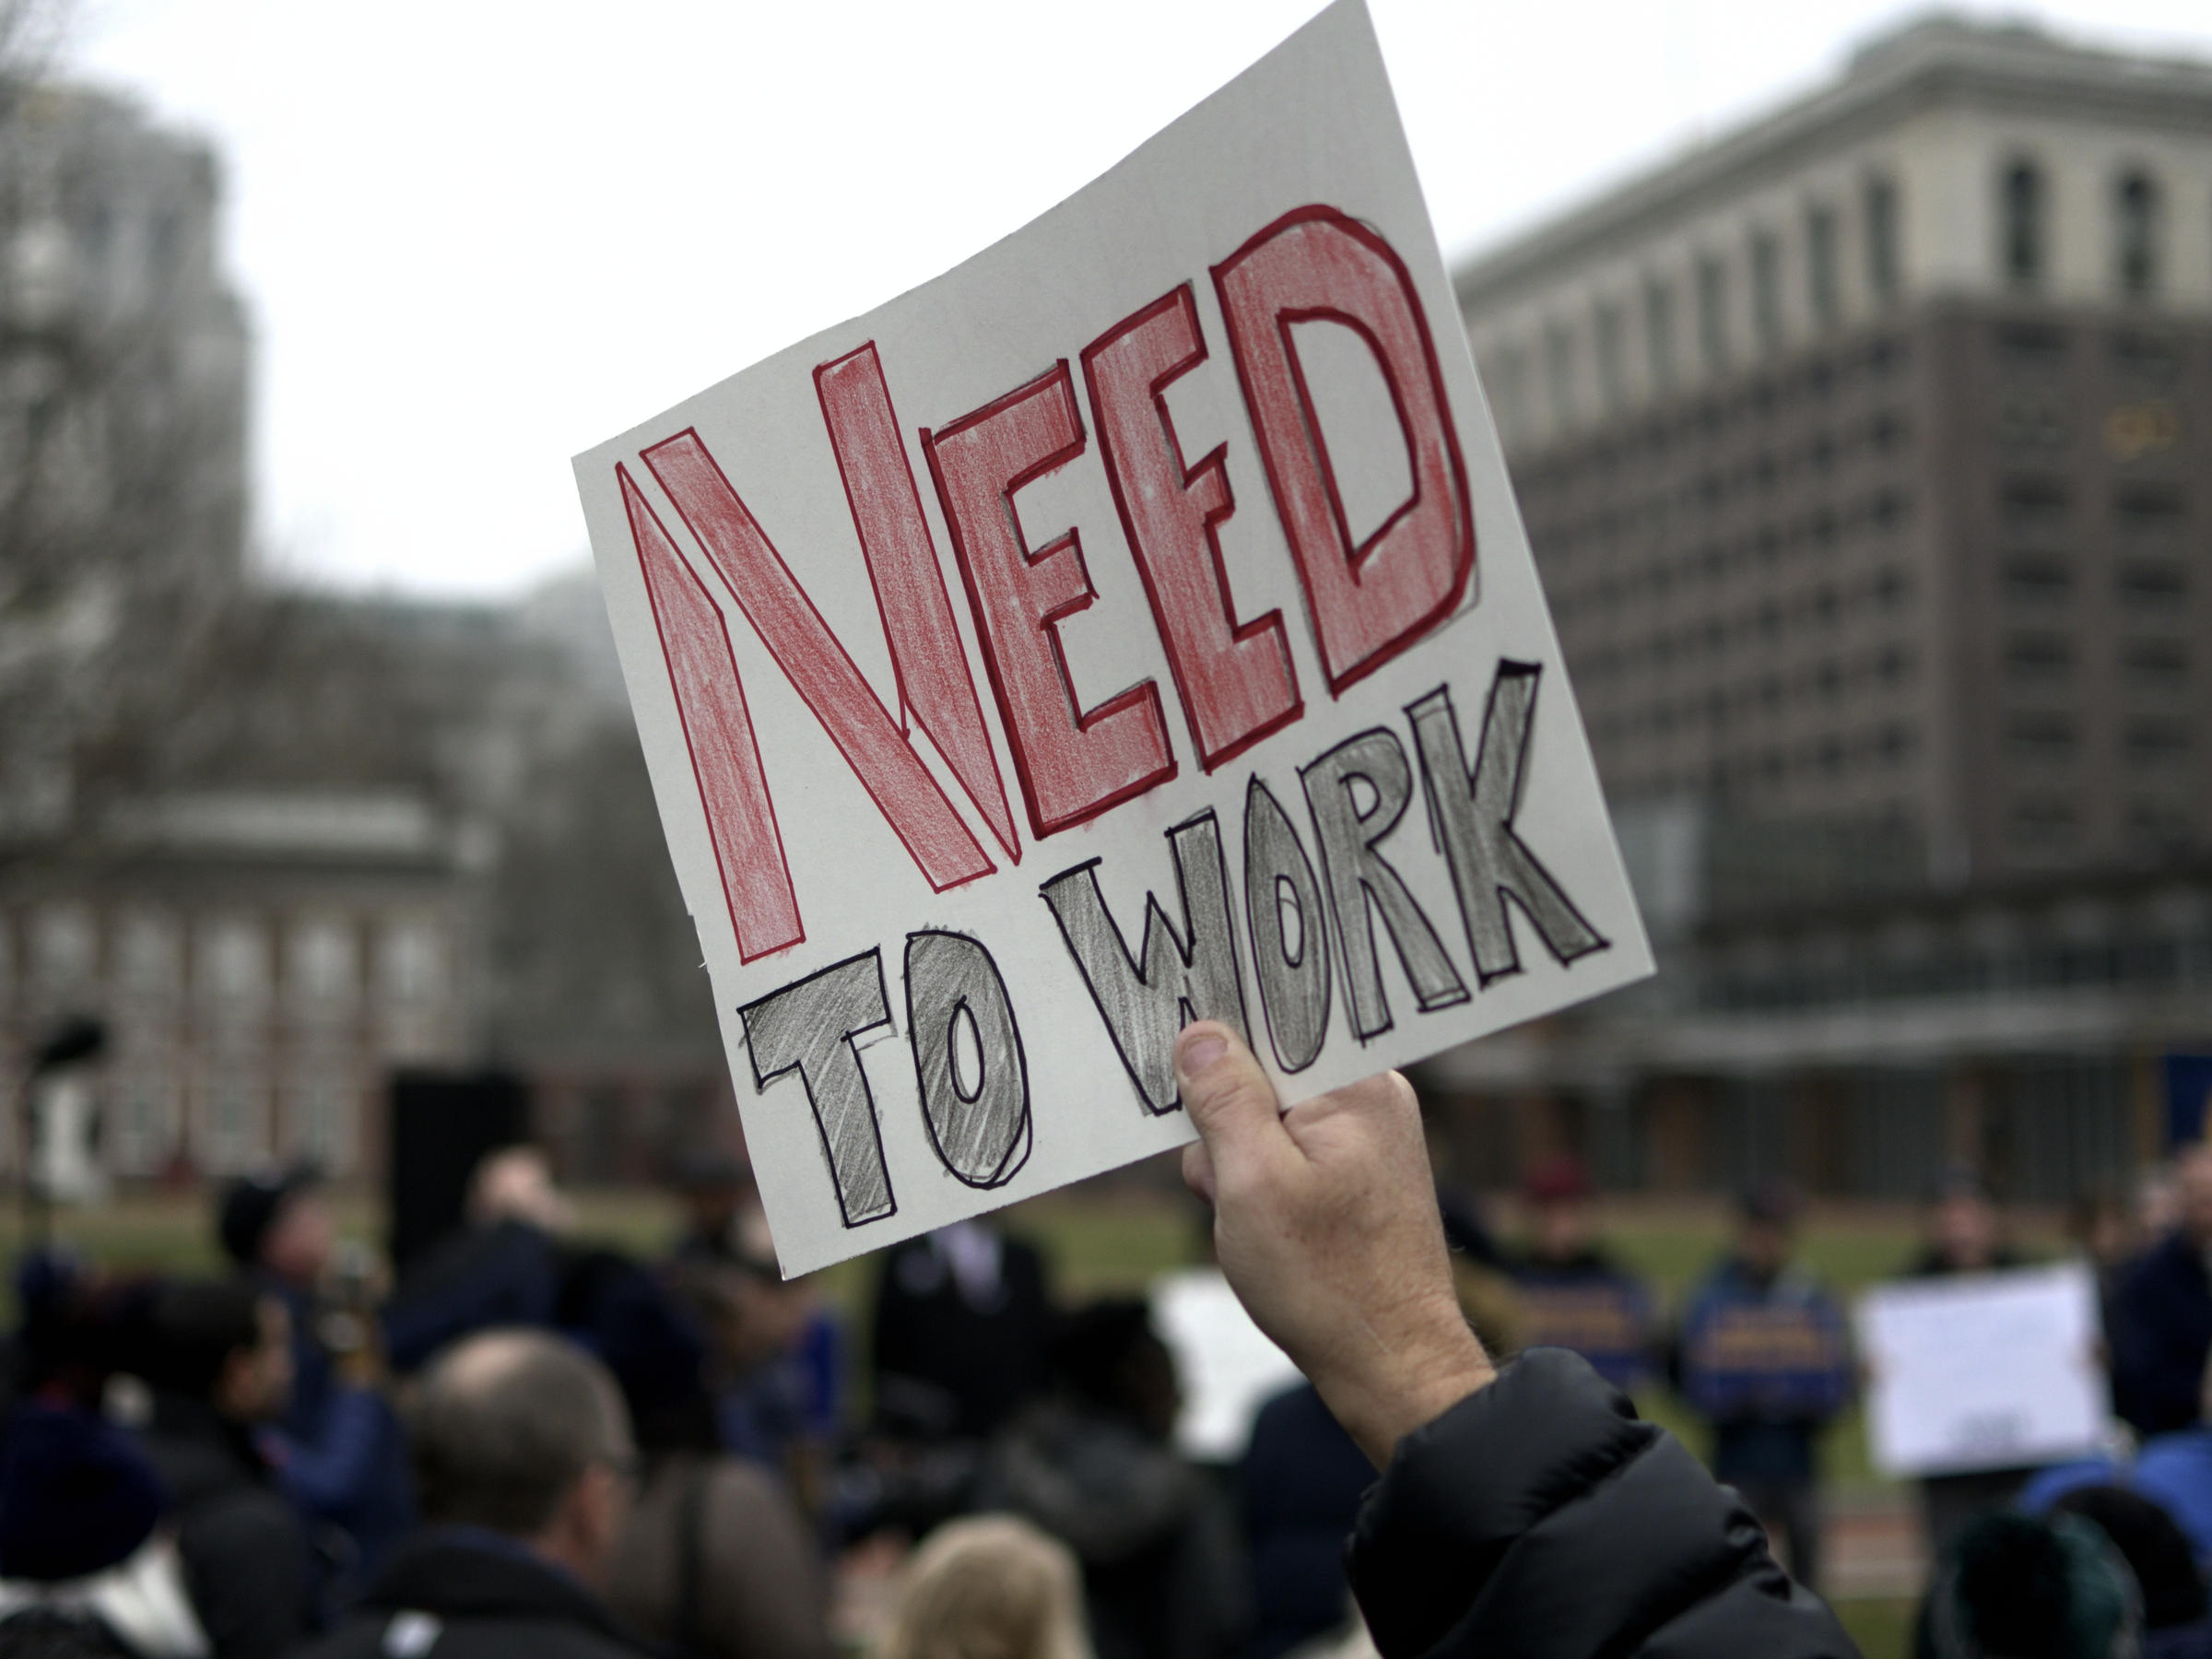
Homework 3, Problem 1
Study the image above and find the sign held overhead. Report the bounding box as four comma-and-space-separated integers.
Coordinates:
575, 0, 1653, 1275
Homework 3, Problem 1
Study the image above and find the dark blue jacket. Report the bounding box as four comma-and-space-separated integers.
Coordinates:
258, 1277, 415, 1589
382, 1222, 561, 1375
1507, 1251, 1657, 1394
1678, 1259, 1853, 1488
1242, 1382, 1373, 1659
2112, 1231, 2212, 1438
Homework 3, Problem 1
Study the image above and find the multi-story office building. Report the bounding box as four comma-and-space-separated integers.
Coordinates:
1433, 18, 2212, 1202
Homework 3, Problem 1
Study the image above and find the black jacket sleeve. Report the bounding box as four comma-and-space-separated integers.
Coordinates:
180, 1488, 311, 1659
1345, 1348, 1859, 1659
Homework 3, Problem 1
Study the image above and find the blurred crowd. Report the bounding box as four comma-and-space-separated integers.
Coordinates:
6, 1126, 2212, 1659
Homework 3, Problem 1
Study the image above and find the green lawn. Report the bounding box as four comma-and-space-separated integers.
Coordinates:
1837, 1598, 1914, 1659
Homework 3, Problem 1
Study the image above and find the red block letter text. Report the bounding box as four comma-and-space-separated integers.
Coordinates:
620, 465, 803, 961
641, 430, 996, 894
1212, 206, 1474, 695
1083, 286, 1301, 771
924, 364, 1177, 839
816, 343, 1020, 862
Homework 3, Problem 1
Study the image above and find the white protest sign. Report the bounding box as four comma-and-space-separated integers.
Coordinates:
1153, 1267, 1303, 1462
573, 0, 1653, 1276
1857, 1263, 2108, 1478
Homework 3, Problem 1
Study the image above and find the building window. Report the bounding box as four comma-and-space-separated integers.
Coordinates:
2123, 638, 2188, 686
2124, 716, 2190, 764
2117, 561, 2187, 607
2115, 170, 2160, 300
2005, 633, 2072, 682
1999, 476, 2068, 529
2002, 555, 2072, 603
1751, 230, 1783, 353
2010, 799, 2078, 845
2113, 482, 2184, 540
1696, 256, 1728, 374
1594, 301, 1627, 413
1806, 204, 1841, 330
2003, 160, 2044, 290
1865, 174, 1901, 306
2125, 799, 2193, 851
1546, 323, 1576, 432
1643, 277, 1677, 394
2008, 712, 2077, 759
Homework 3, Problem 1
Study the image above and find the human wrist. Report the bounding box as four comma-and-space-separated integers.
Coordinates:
1324, 1323, 1494, 1466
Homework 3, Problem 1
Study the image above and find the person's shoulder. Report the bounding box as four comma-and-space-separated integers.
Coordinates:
294, 1610, 655, 1659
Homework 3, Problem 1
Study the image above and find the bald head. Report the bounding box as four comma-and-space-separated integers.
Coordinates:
409, 1329, 632, 1537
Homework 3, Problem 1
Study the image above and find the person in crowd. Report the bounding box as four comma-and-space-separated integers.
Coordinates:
680, 1201, 845, 1504
293, 1329, 651, 1659
2141, 1162, 2183, 1243
1912, 1511, 2140, 1659
982, 1299, 1247, 1659
381, 1146, 574, 1372
1241, 1381, 1371, 1659
1506, 1155, 1657, 1393
129, 1280, 309, 1659
1907, 1166, 2035, 1552
887, 1515, 1092, 1659
1677, 1181, 1854, 1594
872, 1220, 1051, 1442
2113, 1144, 2212, 1440
1421, 1114, 1523, 1360
588, 1255, 834, 1659
1171, 1020, 1852, 1656
216, 1168, 411, 1588
0, 1260, 204, 1656
666, 1147, 755, 1263
2019, 1336, 2212, 1569
2043, 1487, 2212, 1659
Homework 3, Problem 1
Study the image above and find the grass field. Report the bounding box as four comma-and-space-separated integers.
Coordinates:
15, 1182, 2006, 1658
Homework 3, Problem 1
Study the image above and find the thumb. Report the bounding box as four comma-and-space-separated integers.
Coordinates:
1175, 1022, 1289, 1187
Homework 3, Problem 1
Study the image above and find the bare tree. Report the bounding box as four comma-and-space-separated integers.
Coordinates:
0, 0, 266, 836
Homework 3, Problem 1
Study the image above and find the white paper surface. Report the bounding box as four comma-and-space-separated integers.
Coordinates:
1152, 1267, 1303, 1462
1857, 1263, 2108, 1478
573, 0, 1653, 1275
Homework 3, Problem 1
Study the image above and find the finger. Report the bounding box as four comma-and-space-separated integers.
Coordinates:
1182, 1138, 1217, 1205
1175, 1022, 1292, 1187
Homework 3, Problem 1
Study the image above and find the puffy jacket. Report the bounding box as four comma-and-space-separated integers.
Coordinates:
290, 1531, 661, 1659
1346, 1348, 1858, 1658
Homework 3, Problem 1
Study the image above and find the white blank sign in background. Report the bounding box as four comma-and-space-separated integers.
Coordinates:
1858, 1263, 2108, 1478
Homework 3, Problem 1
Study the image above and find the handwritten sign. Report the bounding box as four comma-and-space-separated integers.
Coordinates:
1858, 1264, 2107, 1478
574, 0, 1653, 1274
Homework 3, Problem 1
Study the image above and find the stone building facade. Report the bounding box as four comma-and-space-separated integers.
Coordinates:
1433, 18, 2212, 1203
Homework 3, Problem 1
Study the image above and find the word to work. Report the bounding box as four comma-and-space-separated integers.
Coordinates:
577, 0, 1651, 1272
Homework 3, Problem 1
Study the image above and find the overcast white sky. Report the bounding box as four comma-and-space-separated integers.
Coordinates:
68, 0, 2212, 600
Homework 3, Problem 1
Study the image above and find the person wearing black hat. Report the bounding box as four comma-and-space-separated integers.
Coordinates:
2046, 1486, 2212, 1659
0, 1399, 206, 1654
0, 1257, 205, 1655
1677, 1182, 1854, 1594
218, 1168, 413, 1594
130, 1279, 311, 1659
